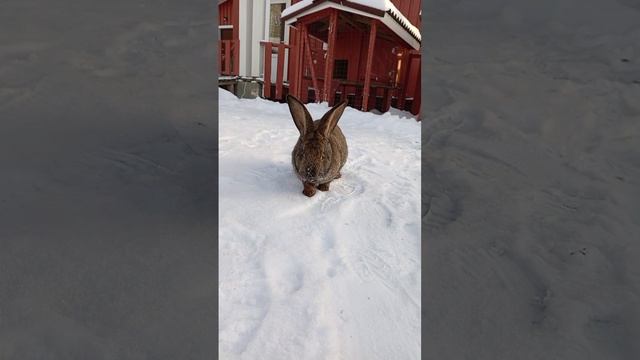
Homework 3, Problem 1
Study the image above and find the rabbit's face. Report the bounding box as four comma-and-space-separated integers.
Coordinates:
296, 132, 333, 184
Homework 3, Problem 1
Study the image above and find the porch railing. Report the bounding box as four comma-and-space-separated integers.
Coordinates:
260, 41, 292, 101
258, 35, 421, 115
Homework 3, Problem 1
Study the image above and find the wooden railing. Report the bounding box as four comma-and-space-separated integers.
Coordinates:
219, 40, 239, 76
259, 33, 420, 115
260, 41, 291, 100
396, 50, 421, 115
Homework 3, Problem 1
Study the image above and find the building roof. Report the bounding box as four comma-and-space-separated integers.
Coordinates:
281, 0, 421, 50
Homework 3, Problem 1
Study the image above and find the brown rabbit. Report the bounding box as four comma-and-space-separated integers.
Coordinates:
286, 95, 348, 197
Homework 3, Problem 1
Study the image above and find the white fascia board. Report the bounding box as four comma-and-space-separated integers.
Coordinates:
381, 13, 420, 50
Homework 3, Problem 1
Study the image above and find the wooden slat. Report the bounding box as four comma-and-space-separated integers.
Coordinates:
411, 62, 421, 115
409, 0, 421, 27
305, 30, 320, 102
276, 43, 286, 100
295, 28, 302, 99
218, 40, 224, 75
232, 0, 239, 40
323, 9, 338, 104
398, 51, 411, 110
219, 0, 233, 25
296, 27, 305, 100
263, 42, 272, 98
233, 39, 239, 75
362, 20, 377, 111
288, 28, 298, 98
224, 40, 231, 75
293, 27, 303, 99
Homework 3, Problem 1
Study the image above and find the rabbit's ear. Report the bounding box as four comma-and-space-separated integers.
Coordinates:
286, 95, 314, 135
318, 100, 348, 137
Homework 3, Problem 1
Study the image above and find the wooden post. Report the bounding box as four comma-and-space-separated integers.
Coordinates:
295, 26, 305, 100
285, 26, 298, 96
362, 20, 377, 111
398, 50, 411, 110
227, 40, 232, 75
299, 28, 306, 100
323, 9, 338, 104
411, 63, 421, 115
263, 42, 272, 98
218, 40, 224, 75
289, 26, 304, 102
276, 43, 286, 100
305, 31, 320, 102
232, 0, 239, 40
232, 40, 239, 75
297, 28, 305, 99
232, 0, 240, 75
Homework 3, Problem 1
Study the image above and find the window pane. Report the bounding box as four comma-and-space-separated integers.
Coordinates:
269, 4, 286, 42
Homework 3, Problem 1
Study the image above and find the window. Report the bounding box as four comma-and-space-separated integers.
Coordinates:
333, 60, 348, 80
347, 94, 356, 107
269, 4, 286, 43
404, 98, 413, 112
220, 28, 233, 41
308, 88, 316, 103
375, 96, 384, 112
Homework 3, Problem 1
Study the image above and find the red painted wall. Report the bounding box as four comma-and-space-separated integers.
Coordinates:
219, 0, 233, 26
331, 29, 402, 84
389, 0, 421, 27
404, 55, 420, 98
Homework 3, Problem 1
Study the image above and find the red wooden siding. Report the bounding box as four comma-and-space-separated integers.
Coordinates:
389, 0, 421, 27
269, 22, 420, 114
219, 0, 233, 26
219, 40, 239, 76
218, 0, 239, 76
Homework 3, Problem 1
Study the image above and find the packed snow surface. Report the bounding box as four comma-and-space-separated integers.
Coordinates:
218, 89, 421, 359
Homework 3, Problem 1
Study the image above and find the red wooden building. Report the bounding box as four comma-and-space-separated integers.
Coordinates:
218, 0, 421, 115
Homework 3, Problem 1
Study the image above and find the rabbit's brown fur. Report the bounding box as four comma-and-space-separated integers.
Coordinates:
286, 95, 348, 197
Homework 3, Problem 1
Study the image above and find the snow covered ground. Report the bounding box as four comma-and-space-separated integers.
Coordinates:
218, 89, 421, 359
423, 0, 640, 359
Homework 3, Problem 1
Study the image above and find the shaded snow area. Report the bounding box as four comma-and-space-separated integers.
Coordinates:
218, 89, 420, 359
423, 0, 640, 359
